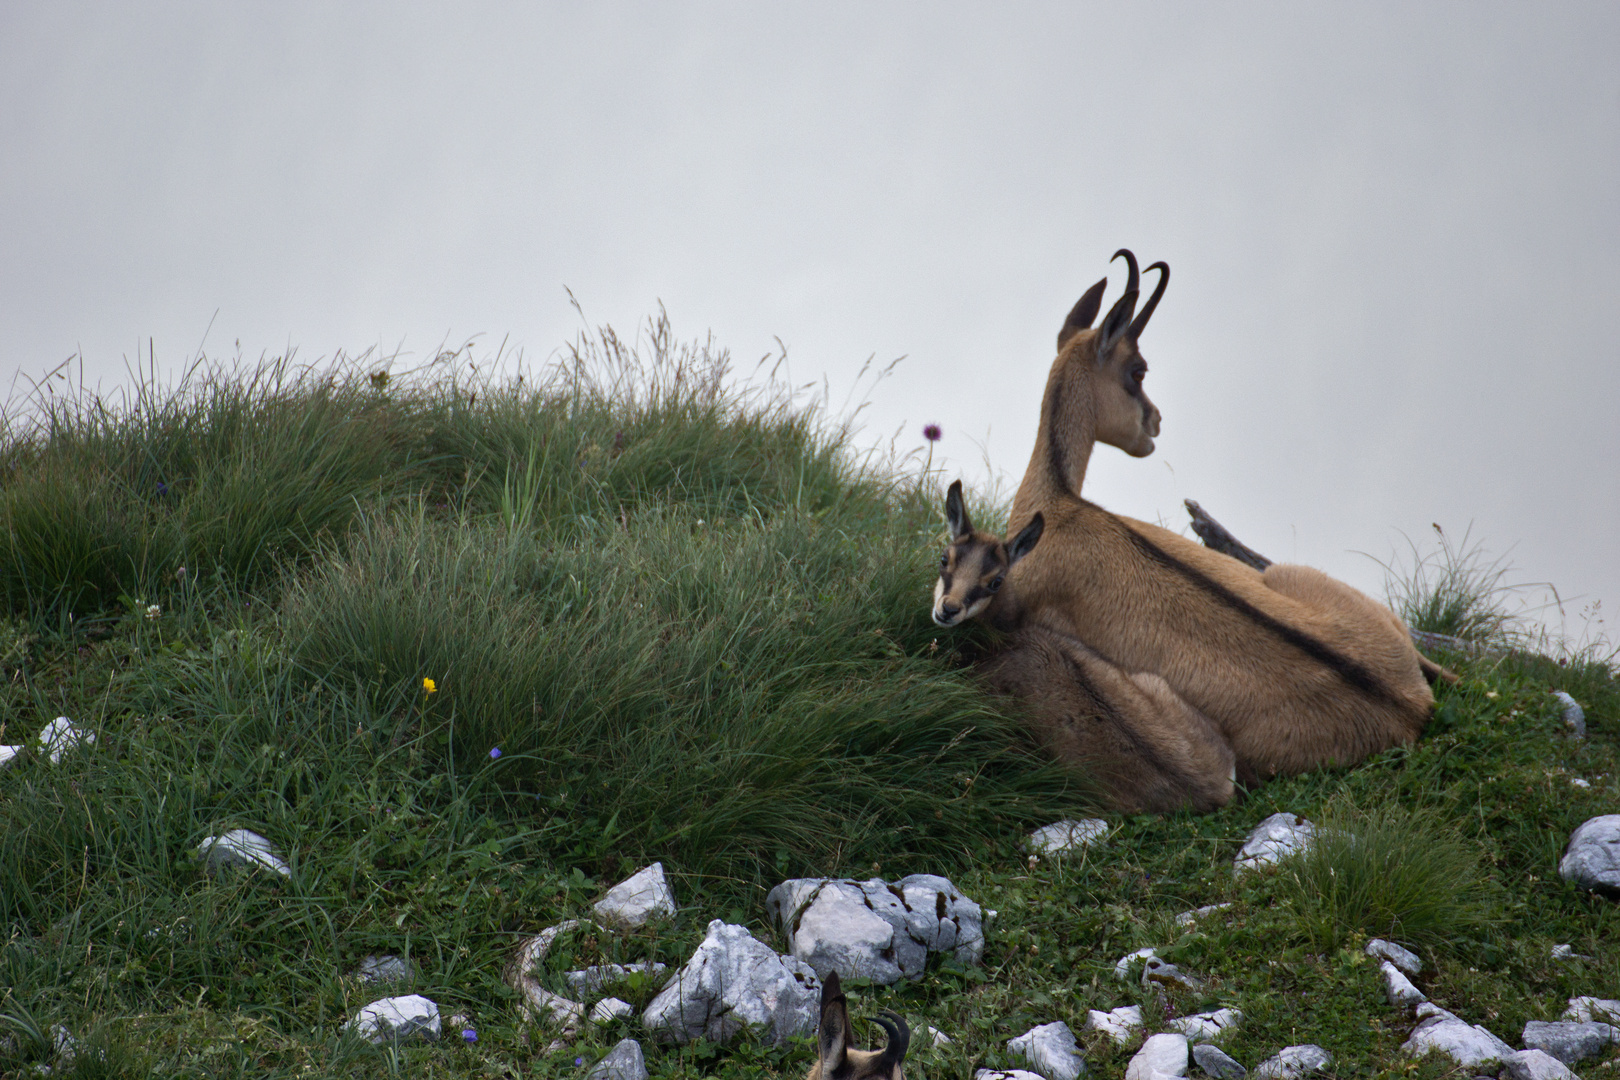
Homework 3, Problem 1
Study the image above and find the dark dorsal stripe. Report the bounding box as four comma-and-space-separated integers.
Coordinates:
1115, 516, 1408, 712
1045, 378, 1072, 499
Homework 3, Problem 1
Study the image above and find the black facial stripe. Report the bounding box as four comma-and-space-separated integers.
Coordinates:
1120, 526, 1408, 711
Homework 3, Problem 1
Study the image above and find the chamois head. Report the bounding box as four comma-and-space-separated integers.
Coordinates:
1049, 249, 1168, 471
806, 971, 910, 1080
932, 480, 1043, 627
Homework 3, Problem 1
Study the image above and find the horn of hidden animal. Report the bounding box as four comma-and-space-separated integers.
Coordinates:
1058, 277, 1109, 349
1129, 261, 1169, 340
872, 1010, 910, 1070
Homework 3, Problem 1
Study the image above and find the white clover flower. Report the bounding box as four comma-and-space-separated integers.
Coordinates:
145, 604, 162, 620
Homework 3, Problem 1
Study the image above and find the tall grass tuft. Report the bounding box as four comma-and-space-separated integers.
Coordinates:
1382, 523, 1520, 645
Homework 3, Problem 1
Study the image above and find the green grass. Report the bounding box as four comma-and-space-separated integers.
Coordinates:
1, 319, 1617, 1077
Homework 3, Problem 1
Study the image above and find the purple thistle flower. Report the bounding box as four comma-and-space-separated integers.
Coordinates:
462, 1028, 477, 1043
922, 424, 942, 442
489, 747, 502, 760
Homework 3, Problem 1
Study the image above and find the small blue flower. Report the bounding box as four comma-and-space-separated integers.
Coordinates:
489, 747, 502, 760
462, 1027, 477, 1043
156, 481, 169, 496
575, 1057, 584, 1066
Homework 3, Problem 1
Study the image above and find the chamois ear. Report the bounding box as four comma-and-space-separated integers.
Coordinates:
945, 480, 972, 541
1057, 277, 1108, 350
1096, 247, 1141, 360
816, 971, 850, 1070
1007, 512, 1044, 566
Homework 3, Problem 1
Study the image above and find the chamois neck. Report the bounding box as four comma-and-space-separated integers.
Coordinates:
1011, 359, 1095, 521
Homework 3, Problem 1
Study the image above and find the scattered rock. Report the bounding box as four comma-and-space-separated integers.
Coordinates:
505, 921, 588, 1034
1502, 1049, 1580, 1080
593, 864, 677, 928
38, 717, 94, 764
1564, 997, 1620, 1024
50, 1025, 78, 1069
928, 1025, 954, 1048
1126, 1032, 1189, 1080
1548, 944, 1594, 962
641, 920, 820, 1046
1233, 813, 1315, 874
1520, 1020, 1620, 1064
765, 874, 984, 983
976, 1071, 1046, 1080
1252, 1045, 1330, 1079
1029, 819, 1109, 855
1167, 1009, 1242, 1040
1142, 955, 1204, 993
1553, 691, 1585, 738
1380, 961, 1426, 1008
196, 829, 291, 877
563, 962, 669, 998
586, 1037, 649, 1080
1193, 1043, 1247, 1078
1365, 938, 1422, 976
1083, 1005, 1143, 1045
1402, 1003, 1512, 1069
591, 998, 635, 1024
343, 995, 441, 1044
1114, 947, 1158, 980
1175, 904, 1233, 928
356, 954, 413, 985
1007, 1021, 1086, 1080
0, 745, 22, 769
1558, 815, 1620, 893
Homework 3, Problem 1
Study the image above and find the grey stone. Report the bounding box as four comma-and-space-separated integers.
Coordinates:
1114, 947, 1158, 980
641, 920, 820, 1046
1233, 813, 1315, 874
1365, 938, 1422, 976
1126, 1033, 1190, 1080
1252, 1045, 1331, 1079
1007, 1021, 1086, 1080
356, 954, 413, 985
591, 997, 635, 1024
506, 920, 588, 1033
1553, 691, 1585, 737
593, 863, 677, 928
1564, 996, 1620, 1023
1167, 1009, 1241, 1040
1175, 904, 1233, 928
196, 829, 291, 877
38, 717, 94, 764
928, 1025, 954, 1047
1142, 954, 1203, 993
765, 874, 983, 984
1083, 1005, 1142, 1045
1193, 1043, 1247, 1079
976, 1072, 1046, 1080
1503, 1049, 1580, 1080
563, 961, 668, 998
586, 1038, 648, 1080
1520, 1020, 1620, 1064
1029, 819, 1109, 855
0, 745, 22, 768
1402, 1004, 1512, 1068
1558, 815, 1620, 892
343, 994, 441, 1043
1380, 960, 1425, 1008
1549, 943, 1594, 962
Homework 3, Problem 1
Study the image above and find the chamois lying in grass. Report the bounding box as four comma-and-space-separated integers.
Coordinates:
805, 971, 909, 1080
934, 481, 1236, 812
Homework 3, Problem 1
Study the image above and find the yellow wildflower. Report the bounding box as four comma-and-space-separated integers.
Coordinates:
423, 678, 437, 695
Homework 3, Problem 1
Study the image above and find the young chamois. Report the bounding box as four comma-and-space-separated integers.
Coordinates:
805, 971, 908, 1080
1002, 249, 1445, 784
935, 480, 1236, 813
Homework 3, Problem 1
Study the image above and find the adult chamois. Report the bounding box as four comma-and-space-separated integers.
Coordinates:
998, 249, 1443, 784
804, 972, 909, 1080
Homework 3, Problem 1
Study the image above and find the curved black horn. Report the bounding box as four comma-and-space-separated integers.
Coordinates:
874, 1010, 911, 1069
1129, 261, 1169, 340
1111, 248, 1140, 301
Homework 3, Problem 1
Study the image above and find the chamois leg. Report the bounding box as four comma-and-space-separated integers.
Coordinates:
981, 627, 1236, 814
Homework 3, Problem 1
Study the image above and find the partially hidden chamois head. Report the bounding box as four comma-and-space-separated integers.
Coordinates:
932, 480, 1043, 628
806, 971, 910, 1080
1049, 248, 1168, 465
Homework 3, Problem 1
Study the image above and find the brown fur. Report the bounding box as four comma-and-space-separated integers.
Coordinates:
1000, 252, 1437, 784
806, 972, 908, 1080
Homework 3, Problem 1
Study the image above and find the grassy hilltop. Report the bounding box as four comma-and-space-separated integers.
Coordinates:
0, 320, 1616, 1078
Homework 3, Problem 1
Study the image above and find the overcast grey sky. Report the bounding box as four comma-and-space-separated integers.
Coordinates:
4, 3, 1617, 645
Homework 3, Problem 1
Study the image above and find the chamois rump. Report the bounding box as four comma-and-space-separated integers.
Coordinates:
804, 972, 908, 1080
935, 480, 1237, 812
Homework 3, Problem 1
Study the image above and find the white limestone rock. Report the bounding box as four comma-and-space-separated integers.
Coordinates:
344, 995, 441, 1044
764, 874, 983, 983
564, 962, 668, 998
1141, 954, 1203, 993
1558, 815, 1620, 892
976, 1071, 1046, 1080
1029, 819, 1109, 855
1233, 814, 1315, 874
506, 920, 588, 1033
1252, 1045, 1330, 1079
593, 863, 677, 928
1083, 1005, 1142, 1045
586, 1037, 649, 1080
1401, 1003, 1512, 1069
928, 1025, 954, 1048
1503, 1048, 1581, 1080
1175, 903, 1233, 928
1364, 938, 1422, 976
641, 920, 820, 1046
1553, 691, 1586, 737
1380, 961, 1426, 1008
591, 997, 636, 1024
1520, 1020, 1620, 1064
38, 717, 94, 764
1167, 1008, 1242, 1041
356, 954, 413, 985
1126, 1033, 1189, 1080
1114, 947, 1158, 980
0, 745, 22, 769
1549, 943, 1594, 962
1007, 1021, 1086, 1080
1192, 1043, 1248, 1078
196, 829, 291, 877
1564, 996, 1620, 1023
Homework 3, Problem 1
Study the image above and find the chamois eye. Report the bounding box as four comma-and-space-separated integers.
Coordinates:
988, 576, 1004, 592
939, 553, 949, 570
1132, 367, 1146, 384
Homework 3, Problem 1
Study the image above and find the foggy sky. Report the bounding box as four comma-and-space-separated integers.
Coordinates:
3, 3, 1617, 645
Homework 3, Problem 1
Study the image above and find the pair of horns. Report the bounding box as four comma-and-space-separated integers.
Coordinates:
1058, 248, 1170, 350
